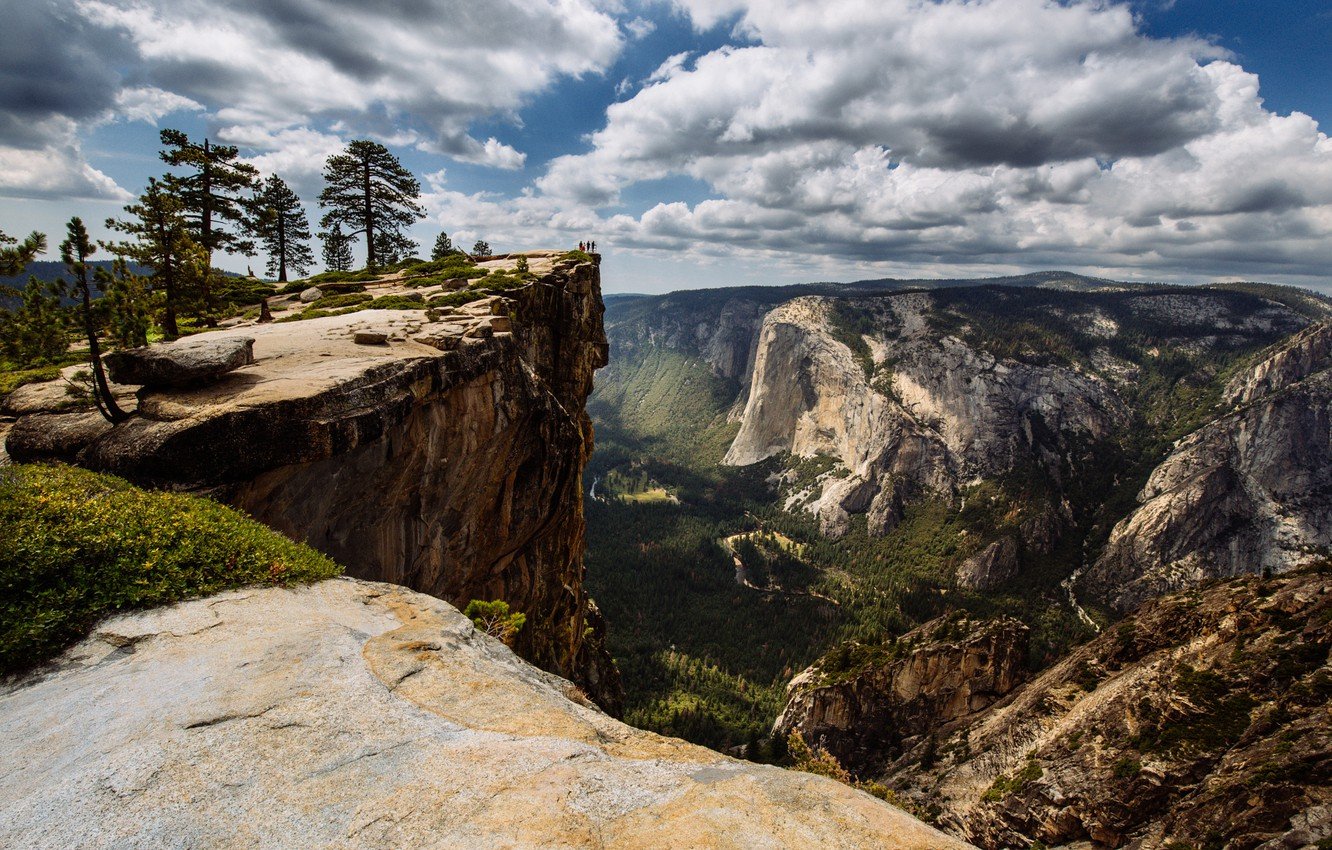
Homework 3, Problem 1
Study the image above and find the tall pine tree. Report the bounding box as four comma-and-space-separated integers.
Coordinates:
159, 129, 259, 317
59, 218, 126, 424
320, 224, 354, 271
105, 177, 196, 340
318, 140, 423, 270
252, 175, 314, 282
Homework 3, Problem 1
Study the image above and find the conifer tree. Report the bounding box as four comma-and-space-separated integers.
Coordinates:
97, 259, 151, 349
431, 232, 453, 260
159, 129, 259, 316
320, 224, 354, 272
318, 140, 423, 269
471, 239, 491, 257
0, 229, 46, 276
0, 275, 65, 365
252, 175, 314, 282
59, 218, 126, 423
105, 177, 195, 340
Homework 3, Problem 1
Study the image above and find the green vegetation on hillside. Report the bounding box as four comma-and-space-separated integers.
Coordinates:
0, 464, 340, 675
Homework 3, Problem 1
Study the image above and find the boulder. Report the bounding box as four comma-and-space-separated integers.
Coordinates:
299, 286, 323, 303
353, 331, 389, 346
104, 336, 256, 388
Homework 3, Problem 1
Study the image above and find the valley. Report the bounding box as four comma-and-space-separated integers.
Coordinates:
583, 272, 1332, 844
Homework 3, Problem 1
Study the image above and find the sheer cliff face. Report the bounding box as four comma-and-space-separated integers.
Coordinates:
724, 293, 1130, 539
881, 569, 1332, 850
1085, 322, 1332, 611
4, 258, 621, 711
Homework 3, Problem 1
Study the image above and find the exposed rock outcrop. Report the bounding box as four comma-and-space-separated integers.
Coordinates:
884, 569, 1332, 850
0, 578, 972, 850
955, 537, 1020, 590
104, 336, 256, 387
773, 615, 1029, 776
4, 258, 621, 711
1085, 323, 1332, 611
1223, 321, 1332, 406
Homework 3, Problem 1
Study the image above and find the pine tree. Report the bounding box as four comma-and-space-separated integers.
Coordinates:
97, 259, 151, 349
431, 232, 453, 260
159, 129, 259, 316
0, 275, 66, 365
0, 229, 47, 276
471, 239, 491, 257
105, 177, 196, 340
252, 175, 314, 282
320, 224, 354, 272
318, 140, 424, 269
59, 218, 126, 423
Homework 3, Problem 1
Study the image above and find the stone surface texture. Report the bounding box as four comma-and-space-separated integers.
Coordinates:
0, 578, 973, 850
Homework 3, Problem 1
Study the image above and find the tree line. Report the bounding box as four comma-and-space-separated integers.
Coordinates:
1, 130, 495, 420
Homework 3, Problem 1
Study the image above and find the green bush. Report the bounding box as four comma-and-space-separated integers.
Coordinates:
305, 269, 380, 284
366, 294, 427, 310
0, 464, 341, 675
429, 290, 486, 308
311, 292, 372, 310
559, 250, 594, 264
404, 256, 482, 278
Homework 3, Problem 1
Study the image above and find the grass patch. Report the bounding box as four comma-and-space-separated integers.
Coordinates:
0, 464, 341, 675
0, 364, 63, 397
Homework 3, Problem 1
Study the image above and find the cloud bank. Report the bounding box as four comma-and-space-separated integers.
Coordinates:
517, 0, 1332, 279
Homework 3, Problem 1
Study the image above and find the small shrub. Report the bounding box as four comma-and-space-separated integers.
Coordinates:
464, 599, 526, 646
311, 292, 372, 310
365, 294, 427, 311
429, 290, 486, 309
1112, 755, 1142, 779
788, 730, 851, 783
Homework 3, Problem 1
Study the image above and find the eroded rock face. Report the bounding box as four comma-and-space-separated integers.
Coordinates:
1085, 324, 1332, 611
0, 579, 973, 850
772, 616, 1029, 776
4, 260, 621, 711
885, 570, 1332, 850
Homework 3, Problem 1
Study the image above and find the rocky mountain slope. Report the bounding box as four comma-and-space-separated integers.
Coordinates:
878, 567, 1332, 850
773, 615, 1030, 776
0, 578, 973, 850
3, 253, 620, 710
1084, 322, 1332, 610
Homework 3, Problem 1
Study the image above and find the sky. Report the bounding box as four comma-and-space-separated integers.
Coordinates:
1, 0, 1331, 295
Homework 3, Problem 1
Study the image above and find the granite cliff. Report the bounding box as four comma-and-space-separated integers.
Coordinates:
3, 253, 620, 710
